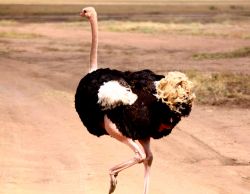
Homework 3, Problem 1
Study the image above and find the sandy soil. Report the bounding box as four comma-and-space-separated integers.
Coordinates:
0, 21, 250, 194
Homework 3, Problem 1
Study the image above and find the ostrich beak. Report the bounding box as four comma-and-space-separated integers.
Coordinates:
80, 10, 86, 17
80, 11, 84, 17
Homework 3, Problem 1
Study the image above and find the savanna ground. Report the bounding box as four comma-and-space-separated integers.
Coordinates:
0, 1, 250, 194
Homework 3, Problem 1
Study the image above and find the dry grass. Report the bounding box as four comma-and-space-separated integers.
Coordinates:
63, 20, 250, 39
0, 3, 249, 20
104, 21, 211, 33
0, 20, 18, 26
38, 46, 61, 52
94, 20, 250, 39
104, 21, 168, 33
0, 31, 43, 39
193, 47, 250, 60
1, 0, 249, 4
187, 70, 250, 107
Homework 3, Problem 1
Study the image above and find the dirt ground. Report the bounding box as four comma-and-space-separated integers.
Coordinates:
0, 20, 250, 194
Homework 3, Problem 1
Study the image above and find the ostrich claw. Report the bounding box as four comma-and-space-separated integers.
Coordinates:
108, 173, 118, 194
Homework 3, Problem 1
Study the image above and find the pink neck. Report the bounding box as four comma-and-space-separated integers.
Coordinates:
89, 16, 98, 73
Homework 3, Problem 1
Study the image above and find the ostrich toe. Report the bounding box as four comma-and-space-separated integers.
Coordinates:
108, 173, 118, 194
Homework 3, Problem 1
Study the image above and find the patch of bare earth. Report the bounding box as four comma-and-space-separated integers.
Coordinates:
0, 21, 250, 194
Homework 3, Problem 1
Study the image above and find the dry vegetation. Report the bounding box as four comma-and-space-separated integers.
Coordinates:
0, 1, 250, 108
193, 47, 250, 59
0, 31, 43, 39
187, 71, 250, 107
1, 0, 249, 4
0, 1, 250, 23
101, 21, 250, 39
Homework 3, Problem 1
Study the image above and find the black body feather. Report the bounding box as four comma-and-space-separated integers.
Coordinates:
75, 68, 186, 140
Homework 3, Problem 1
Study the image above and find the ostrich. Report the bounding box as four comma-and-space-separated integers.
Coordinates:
75, 7, 195, 194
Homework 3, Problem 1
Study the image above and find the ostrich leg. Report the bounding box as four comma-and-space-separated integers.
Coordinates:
104, 115, 146, 194
138, 138, 153, 194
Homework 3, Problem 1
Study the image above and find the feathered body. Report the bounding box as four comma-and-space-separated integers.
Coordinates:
75, 68, 191, 140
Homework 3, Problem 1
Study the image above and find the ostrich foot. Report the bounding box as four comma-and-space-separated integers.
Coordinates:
108, 173, 118, 194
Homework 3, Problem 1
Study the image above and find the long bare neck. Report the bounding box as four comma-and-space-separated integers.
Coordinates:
89, 15, 98, 73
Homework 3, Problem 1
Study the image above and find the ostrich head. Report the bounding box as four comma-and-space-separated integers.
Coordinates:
80, 7, 97, 20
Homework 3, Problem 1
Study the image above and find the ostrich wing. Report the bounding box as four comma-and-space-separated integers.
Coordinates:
97, 80, 138, 110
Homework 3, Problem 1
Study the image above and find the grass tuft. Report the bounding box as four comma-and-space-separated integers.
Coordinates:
100, 21, 250, 39
192, 47, 250, 60
0, 31, 43, 39
104, 21, 167, 34
38, 46, 61, 52
0, 20, 18, 26
186, 70, 250, 107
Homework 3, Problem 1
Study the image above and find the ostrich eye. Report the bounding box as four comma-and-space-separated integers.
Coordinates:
83, 10, 87, 13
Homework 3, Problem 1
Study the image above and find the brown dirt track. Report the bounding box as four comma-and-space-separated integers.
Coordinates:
1, 21, 250, 194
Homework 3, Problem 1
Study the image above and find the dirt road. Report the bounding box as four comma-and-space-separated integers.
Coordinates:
0, 21, 250, 194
